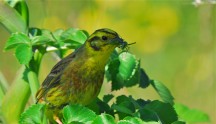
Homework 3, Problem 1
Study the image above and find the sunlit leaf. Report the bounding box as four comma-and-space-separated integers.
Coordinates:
15, 44, 32, 64
29, 28, 60, 48
122, 116, 143, 124
52, 29, 64, 41
61, 28, 88, 44
63, 104, 96, 124
19, 104, 45, 124
4, 32, 30, 50
108, 52, 140, 90
92, 114, 115, 124
118, 52, 137, 79
142, 122, 160, 124
117, 120, 133, 124
174, 103, 210, 123
150, 80, 174, 105
62, 39, 83, 49
80, 30, 89, 38
40, 29, 56, 41
31, 36, 53, 45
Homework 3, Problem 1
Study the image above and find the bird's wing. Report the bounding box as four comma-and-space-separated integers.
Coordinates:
36, 52, 76, 103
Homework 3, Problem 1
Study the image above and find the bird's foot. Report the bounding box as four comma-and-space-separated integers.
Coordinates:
54, 115, 62, 124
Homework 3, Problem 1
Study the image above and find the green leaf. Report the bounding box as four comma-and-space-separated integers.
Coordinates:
62, 39, 83, 49
139, 68, 150, 88
108, 52, 140, 90
92, 114, 115, 124
31, 36, 53, 45
107, 58, 122, 90
109, 50, 119, 61
150, 80, 174, 105
115, 96, 138, 110
80, 30, 89, 37
171, 121, 186, 124
122, 116, 143, 124
4, 32, 30, 50
112, 101, 135, 115
119, 117, 159, 124
95, 98, 114, 116
136, 99, 151, 108
117, 120, 132, 124
87, 98, 113, 115
52, 29, 64, 41
40, 29, 56, 41
138, 108, 158, 122
121, 116, 160, 124
22, 66, 29, 82
116, 95, 130, 104
63, 104, 96, 124
61, 28, 88, 44
29, 28, 58, 47
118, 52, 137, 79
103, 94, 114, 103
29, 27, 42, 36
19, 104, 45, 124
114, 95, 145, 110
53, 28, 84, 49
142, 122, 160, 124
58, 28, 88, 49
111, 96, 136, 119
140, 100, 178, 124
174, 103, 210, 123
15, 44, 33, 64
31, 28, 60, 48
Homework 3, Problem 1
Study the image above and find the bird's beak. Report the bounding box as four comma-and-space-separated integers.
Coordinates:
110, 37, 127, 47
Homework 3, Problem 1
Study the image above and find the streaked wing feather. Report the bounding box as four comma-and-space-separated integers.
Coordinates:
36, 52, 76, 102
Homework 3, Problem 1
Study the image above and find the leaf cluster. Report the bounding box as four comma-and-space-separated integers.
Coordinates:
4, 28, 88, 65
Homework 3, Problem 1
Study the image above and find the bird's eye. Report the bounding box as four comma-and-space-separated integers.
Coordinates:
102, 36, 108, 41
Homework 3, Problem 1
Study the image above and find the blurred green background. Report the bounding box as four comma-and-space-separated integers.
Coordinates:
0, 0, 215, 123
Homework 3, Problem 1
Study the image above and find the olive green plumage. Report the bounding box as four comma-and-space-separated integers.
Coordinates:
36, 28, 127, 122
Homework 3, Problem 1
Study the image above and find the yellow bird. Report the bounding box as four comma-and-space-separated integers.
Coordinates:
36, 28, 127, 123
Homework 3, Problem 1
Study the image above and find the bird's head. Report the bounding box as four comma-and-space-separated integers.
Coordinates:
85, 28, 127, 54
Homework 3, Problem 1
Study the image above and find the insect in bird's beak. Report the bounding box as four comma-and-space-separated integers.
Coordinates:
110, 36, 136, 52
119, 41, 136, 52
